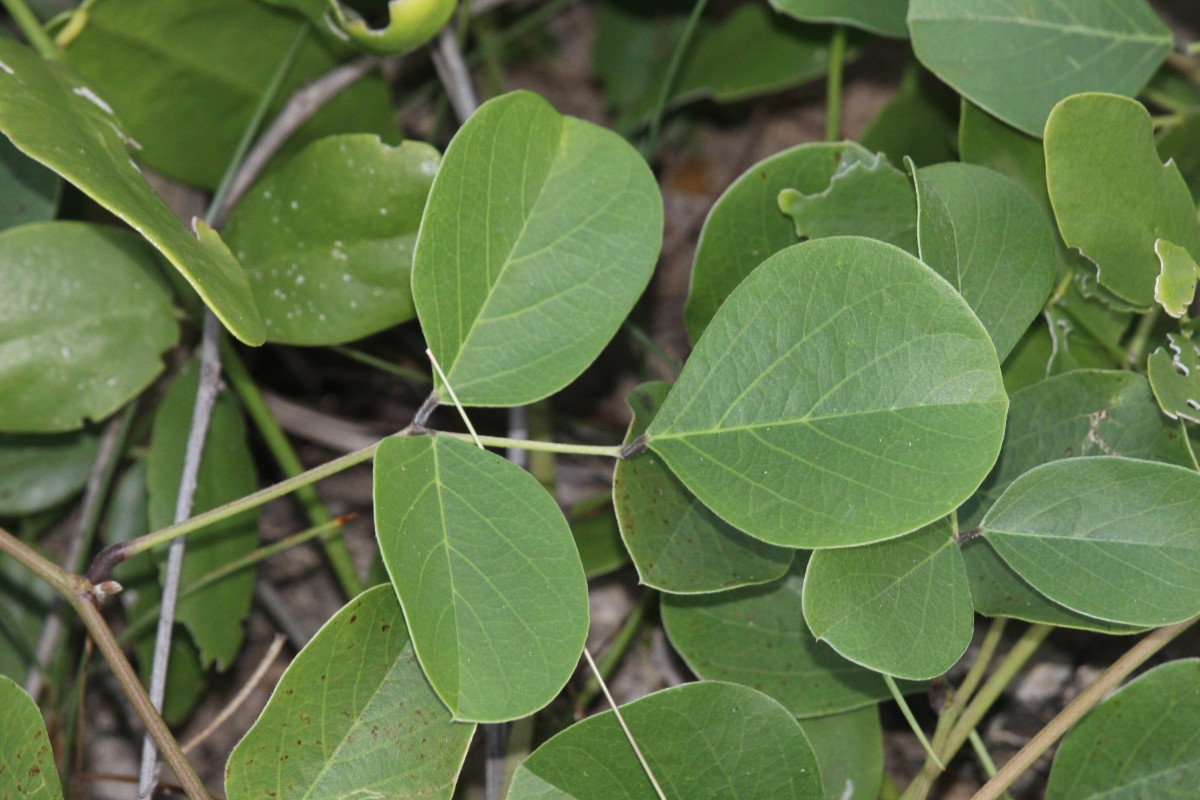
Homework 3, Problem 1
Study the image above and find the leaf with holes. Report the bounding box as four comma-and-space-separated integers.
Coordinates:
1148, 334, 1200, 424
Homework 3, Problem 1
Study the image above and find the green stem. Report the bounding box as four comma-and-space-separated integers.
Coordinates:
1187, 41, 1200, 56
331, 345, 431, 384
646, 0, 711, 156
577, 590, 655, 712
971, 616, 1199, 800
0, 527, 205, 800
222, 340, 364, 599
1126, 307, 1162, 367
0, 0, 59, 59
438, 431, 624, 458
825, 25, 847, 142
931, 617, 1008, 754
1182, 420, 1200, 472
887, 674, 944, 770
967, 729, 1003, 785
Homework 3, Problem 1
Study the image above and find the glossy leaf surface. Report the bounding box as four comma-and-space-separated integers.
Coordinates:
803, 519, 972, 679
0, 39, 263, 343
147, 361, 259, 670
508, 681, 823, 799
983, 458, 1200, 626
798, 707, 884, 800
909, 0, 1171, 136
913, 162, 1056, 360
685, 141, 858, 342
769, 0, 907, 37
0, 222, 178, 432
0, 429, 99, 515
225, 135, 439, 345
614, 382, 792, 594
1045, 93, 1200, 308
64, 0, 397, 189
1045, 659, 1200, 800
0, 676, 62, 800
226, 585, 475, 800
0, 137, 58, 231
412, 91, 661, 406
326, 0, 456, 55
661, 569, 901, 717
374, 434, 588, 721
649, 237, 1008, 548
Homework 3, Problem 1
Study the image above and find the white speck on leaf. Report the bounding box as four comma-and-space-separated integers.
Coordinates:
73, 86, 113, 114
0, 60, 13, 75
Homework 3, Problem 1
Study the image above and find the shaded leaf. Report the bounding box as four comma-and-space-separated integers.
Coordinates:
226, 585, 475, 800
615, 382, 792, 594
508, 681, 823, 799
373, 434, 588, 721
982, 457, 1200, 626
0, 136, 58, 231
568, 495, 630, 580
0, 429, 99, 515
0, 558, 52, 683
1045, 93, 1200, 308
1046, 659, 1200, 800
859, 77, 958, 168
798, 706, 884, 800
0, 222, 178, 432
685, 141, 860, 342
147, 361, 259, 670
0, 676, 62, 800
1148, 333, 1200, 424
912, 162, 1056, 360
649, 237, 1007, 548
803, 519, 972, 679
661, 568, 905, 718
909, 0, 1171, 136
224, 134, 439, 345
412, 91, 661, 406
0, 38, 263, 344
778, 149, 918, 256
769, 0, 908, 37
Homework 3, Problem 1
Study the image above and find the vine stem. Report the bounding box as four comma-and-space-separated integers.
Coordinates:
646, 0, 710, 156
0, 527, 206, 800
970, 616, 1199, 800
438, 431, 624, 458
582, 648, 669, 800
1125, 306, 1161, 366
0, 0, 59, 59
825, 25, 847, 142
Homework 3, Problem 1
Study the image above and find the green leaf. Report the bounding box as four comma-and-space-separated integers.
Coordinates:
615, 382, 792, 594
568, 495, 630, 580
0, 39, 264, 344
0, 136, 58, 231
912, 162, 1057, 360
0, 558, 52, 683
63, 0, 398, 189
1045, 659, 1200, 800
661, 568, 904, 717
373, 434, 589, 721
982, 457, 1200, 627
1148, 334, 1200, 424
0, 676, 62, 800
908, 0, 1171, 137
778, 149, 918, 256
508, 681, 823, 799
769, 0, 908, 37
224, 134, 439, 345
411, 91, 662, 407
327, 0, 456, 55
0, 222, 179, 432
1154, 239, 1200, 319
797, 707, 884, 800
803, 519, 972, 680
226, 585, 474, 800
147, 360, 259, 671
1045, 93, 1200, 309
1158, 110, 1200, 203
859, 77, 958, 168
685, 141, 861, 342
649, 237, 1008, 549
0, 429, 99, 515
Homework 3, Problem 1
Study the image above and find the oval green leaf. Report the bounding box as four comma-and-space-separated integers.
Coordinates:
412, 90, 662, 407
685, 141, 861, 342
225, 134, 439, 345
1045, 93, 1200, 309
648, 236, 1008, 549
0, 136, 59, 231
327, 0, 456, 55
615, 382, 793, 594
0, 429, 100, 515
803, 519, 973, 680
373, 434, 589, 721
0, 676, 62, 800
912, 162, 1057, 361
908, 0, 1171, 137
769, 0, 908, 37
508, 681, 823, 800
226, 585, 475, 800
0, 222, 179, 432
798, 706, 884, 800
982, 457, 1200, 627
147, 360, 259, 670
0, 38, 263, 343
661, 567, 904, 718
1045, 659, 1200, 800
